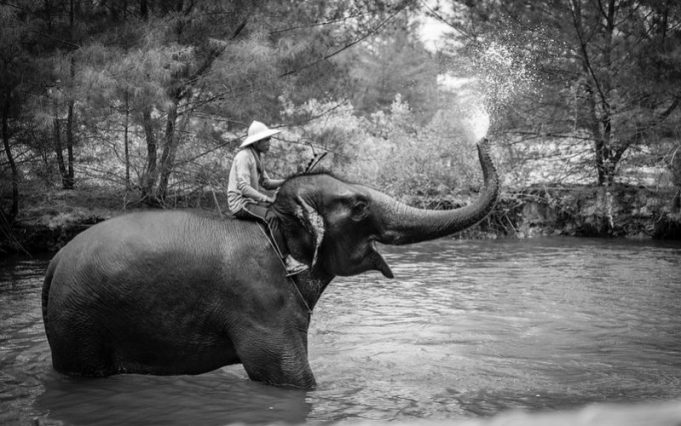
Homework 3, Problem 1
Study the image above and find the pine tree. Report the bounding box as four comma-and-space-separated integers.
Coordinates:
0, 2, 43, 220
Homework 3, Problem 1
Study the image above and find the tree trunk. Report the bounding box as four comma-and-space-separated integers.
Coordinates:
61, 0, 76, 189
2, 92, 19, 221
600, 0, 616, 187
53, 103, 68, 187
65, 99, 75, 189
124, 91, 130, 189
140, 0, 148, 20
141, 107, 158, 203
44, 0, 53, 31
39, 138, 51, 185
157, 99, 179, 201
572, 0, 617, 186
583, 81, 607, 185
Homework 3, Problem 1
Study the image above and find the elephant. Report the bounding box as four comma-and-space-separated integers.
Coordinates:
41, 139, 499, 389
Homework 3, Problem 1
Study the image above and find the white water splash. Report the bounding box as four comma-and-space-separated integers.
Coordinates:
468, 107, 490, 140
437, 78, 492, 141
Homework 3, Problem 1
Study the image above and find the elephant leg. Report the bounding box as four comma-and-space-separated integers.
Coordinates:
234, 329, 316, 389
48, 318, 116, 377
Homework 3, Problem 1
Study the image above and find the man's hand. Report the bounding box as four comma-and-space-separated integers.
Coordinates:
260, 196, 275, 205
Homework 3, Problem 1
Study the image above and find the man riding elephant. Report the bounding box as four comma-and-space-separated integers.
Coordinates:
227, 120, 308, 276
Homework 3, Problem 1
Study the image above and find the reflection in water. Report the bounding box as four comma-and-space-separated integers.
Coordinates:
1, 238, 681, 425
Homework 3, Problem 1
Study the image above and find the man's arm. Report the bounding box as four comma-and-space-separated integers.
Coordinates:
261, 170, 284, 190
234, 152, 273, 204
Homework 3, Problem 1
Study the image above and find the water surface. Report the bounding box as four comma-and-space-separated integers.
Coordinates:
1, 237, 680, 425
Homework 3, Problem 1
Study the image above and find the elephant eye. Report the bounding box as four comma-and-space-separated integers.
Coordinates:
350, 200, 368, 221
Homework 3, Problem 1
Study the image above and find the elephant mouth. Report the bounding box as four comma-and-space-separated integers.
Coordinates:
369, 242, 394, 279
334, 241, 393, 278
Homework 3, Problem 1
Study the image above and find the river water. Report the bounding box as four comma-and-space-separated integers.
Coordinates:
1, 237, 681, 425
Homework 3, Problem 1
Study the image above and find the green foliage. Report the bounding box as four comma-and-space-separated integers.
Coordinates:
342, 15, 440, 123
270, 94, 481, 199
371, 96, 481, 197
3, 0, 680, 222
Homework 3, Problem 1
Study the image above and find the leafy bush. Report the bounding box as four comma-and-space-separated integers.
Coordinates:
272, 95, 482, 199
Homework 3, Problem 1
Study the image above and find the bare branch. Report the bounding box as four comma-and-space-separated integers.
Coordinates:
279, 5, 407, 78
270, 11, 371, 35
418, 0, 474, 40
568, 0, 610, 111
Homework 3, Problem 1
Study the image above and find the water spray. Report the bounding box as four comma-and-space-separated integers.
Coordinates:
469, 107, 490, 141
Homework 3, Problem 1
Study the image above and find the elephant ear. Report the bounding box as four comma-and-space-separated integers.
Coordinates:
294, 196, 325, 268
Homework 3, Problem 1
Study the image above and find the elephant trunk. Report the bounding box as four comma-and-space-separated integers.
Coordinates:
374, 139, 499, 245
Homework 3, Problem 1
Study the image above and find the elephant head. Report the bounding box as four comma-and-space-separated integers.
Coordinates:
268, 139, 499, 279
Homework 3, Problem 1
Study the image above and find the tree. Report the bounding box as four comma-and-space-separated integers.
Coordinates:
434, 0, 681, 186
2, 0, 425, 211
76, 1, 420, 204
63, 0, 258, 203
0, 3, 43, 220
344, 14, 440, 122
39, 0, 84, 190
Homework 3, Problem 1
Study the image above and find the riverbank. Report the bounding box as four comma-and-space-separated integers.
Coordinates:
1, 185, 129, 255
1, 184, 680, 255
384, 184, 680, 240
474, 184, 681, 240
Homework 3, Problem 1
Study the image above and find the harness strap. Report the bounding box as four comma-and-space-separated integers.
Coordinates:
256, 223, 312, 315
258, 221, 284, 259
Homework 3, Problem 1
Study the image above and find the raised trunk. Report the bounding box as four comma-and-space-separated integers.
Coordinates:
375, 139, 499, 245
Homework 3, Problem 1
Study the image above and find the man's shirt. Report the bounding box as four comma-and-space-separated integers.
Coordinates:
227, 147, 283, 213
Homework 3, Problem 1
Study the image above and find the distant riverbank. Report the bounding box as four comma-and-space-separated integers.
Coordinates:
2, 184, 680, 255
398, 184, 681, 241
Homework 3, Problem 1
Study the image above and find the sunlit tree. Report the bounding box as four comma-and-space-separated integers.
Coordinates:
343, 14, 440, 122
434, 0, 681, 186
